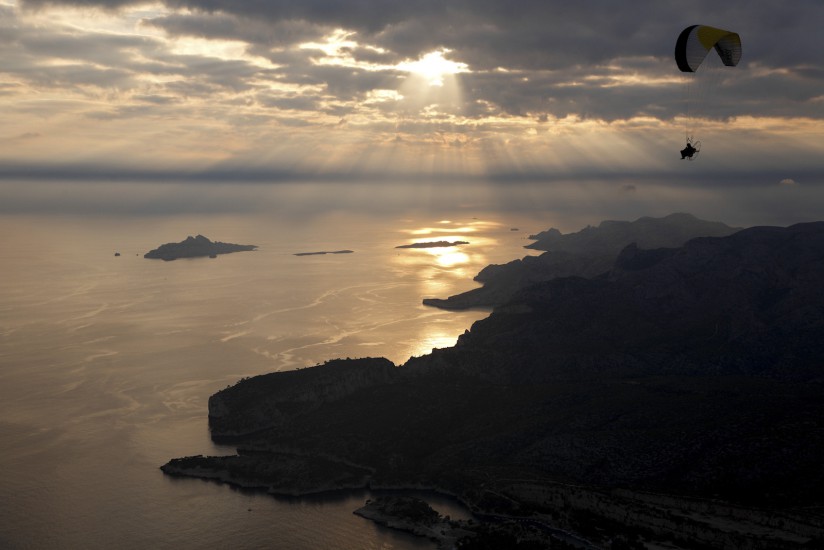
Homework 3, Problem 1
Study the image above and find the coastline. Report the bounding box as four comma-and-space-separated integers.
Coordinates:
160, 457, 822, 550
161, 455, 466, 503
160, 458, 484, 546
353, 496, 476, 548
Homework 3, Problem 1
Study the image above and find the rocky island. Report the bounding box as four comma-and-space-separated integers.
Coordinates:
395, 240, 469, 249
293, 250, 354, 256
162, 215, 824, 549
144, 235, 256, 261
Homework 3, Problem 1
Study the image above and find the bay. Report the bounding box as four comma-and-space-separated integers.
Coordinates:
0, 209, 544, 549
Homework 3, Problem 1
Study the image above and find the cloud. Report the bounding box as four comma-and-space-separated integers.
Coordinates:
0, 0, 822, 192
9, 1, 824, 123
142, 12, 324, 47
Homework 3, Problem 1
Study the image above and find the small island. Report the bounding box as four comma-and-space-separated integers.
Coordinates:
353, 496, 474, 547
293, 250, 354, 256
144, 235, 257, 261
395, 241, 469, 249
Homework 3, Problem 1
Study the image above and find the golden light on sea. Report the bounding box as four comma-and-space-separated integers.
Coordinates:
408, 322, 464, 358
428, 248, 470, 269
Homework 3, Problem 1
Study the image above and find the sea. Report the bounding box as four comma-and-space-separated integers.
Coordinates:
0, 205, 547, 549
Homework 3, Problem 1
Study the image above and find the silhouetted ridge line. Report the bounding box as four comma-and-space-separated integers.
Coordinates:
423, 212, 740, 310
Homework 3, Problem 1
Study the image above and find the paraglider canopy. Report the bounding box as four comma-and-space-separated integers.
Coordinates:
675, 25, 741, 73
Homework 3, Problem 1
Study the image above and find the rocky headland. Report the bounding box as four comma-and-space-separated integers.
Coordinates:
423, 213, 739, 310
144, 235, 256, 261
353, 496, 475, 547
162, 216, 824, 549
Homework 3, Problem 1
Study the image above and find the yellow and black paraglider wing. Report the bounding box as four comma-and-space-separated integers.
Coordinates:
675, 25, 742, 73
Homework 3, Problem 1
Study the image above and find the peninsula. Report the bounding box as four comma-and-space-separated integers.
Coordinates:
353, 496, 474, 547
395, 240, 469, 249
163, 216, 824, 548
144, 235, 257, 261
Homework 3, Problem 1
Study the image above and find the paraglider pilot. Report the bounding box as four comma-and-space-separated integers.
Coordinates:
680, 140, 697, 160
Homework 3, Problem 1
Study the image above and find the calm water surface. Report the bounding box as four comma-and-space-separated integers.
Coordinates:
0, 211, 543, 549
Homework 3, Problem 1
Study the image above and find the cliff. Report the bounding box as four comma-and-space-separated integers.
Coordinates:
144, 234, 256, 260
208, 357, 398, 439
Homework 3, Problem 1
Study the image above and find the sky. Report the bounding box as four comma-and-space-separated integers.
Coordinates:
1, 0, 823, 223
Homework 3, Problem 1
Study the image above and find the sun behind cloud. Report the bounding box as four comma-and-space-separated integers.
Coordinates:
398, 49, 468, 87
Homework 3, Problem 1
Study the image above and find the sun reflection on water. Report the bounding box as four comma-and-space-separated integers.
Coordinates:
407, 321, 466, 359
431, 249, 470, 268
392, 219, 505, 305
409, 226, 478, 235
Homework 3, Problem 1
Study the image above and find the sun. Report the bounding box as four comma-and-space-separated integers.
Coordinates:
399, 49, 468, 86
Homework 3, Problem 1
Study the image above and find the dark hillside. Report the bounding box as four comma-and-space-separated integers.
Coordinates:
164, 221, 824, 547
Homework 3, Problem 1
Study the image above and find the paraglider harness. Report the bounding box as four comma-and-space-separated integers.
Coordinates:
680, 137, 700, 160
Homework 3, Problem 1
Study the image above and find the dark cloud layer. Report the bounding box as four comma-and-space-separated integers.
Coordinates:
13, 0, 824, 123
176, 0, 817, 121
20, 0, 824, 65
